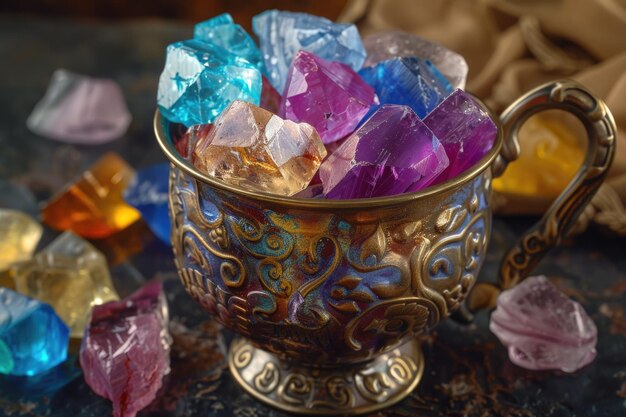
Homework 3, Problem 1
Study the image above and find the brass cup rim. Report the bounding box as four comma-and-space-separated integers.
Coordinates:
154, 100, 503, 209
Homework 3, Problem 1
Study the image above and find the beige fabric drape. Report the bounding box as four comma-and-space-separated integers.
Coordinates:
339, 0, 626, 236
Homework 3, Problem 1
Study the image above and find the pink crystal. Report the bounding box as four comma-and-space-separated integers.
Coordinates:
27, 69, 131, 145
279, 50, 378, 144
319, 104, 448, 199
260, 75, 281, 114
80, 282, 172, 417
424, 89, 497, 181
490, 275, 597, 373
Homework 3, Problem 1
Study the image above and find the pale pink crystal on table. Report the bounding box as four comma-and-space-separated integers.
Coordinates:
27, 69, 131, 144
363, 31, 468, 89
319, 104, 448, 199
279, 50, 378, 144
80, 282, 172, 417
424, 89, 497, 181
490, 275, 597, 373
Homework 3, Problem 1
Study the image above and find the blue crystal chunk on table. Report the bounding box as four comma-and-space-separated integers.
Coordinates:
124, 163, 171, 245
194, 13, 263, 71
252, 9, 367, 92
358, 57, 454, 119
0, 288, 69, 376
157, 39, 262, 127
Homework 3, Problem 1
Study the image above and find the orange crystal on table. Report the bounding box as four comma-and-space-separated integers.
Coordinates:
41, 153, 141, 238
493, 113, 585, 214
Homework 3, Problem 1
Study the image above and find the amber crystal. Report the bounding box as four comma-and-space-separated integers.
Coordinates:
41, 153, 141, 238
12, 231, 119, 338
493, 113, 584, 208
0, 209, 42, 271
192, 100, 326, 196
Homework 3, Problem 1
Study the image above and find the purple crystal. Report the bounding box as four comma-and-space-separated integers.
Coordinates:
27, 70, 131, 145
319, 105, 448, 199
490, 276, 597, 373
424, 89, 497, 181
80, 282, 172, 417
279, 51, 378, 144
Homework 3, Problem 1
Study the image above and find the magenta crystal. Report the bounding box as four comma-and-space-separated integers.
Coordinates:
279, 50, 378, 144
424, 89, 497, 181
80, 282, 172, 417
490, 275, 597, 373
319, 104, 448, 199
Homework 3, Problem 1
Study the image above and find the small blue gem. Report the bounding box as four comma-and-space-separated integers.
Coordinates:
358, 57, 453, 119
124, 163, 171, 245
0, 289, 69, 376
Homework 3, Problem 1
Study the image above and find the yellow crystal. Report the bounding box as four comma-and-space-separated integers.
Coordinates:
12, 231, 119, 337
493, 112, 585, 212
0, 209, 42, 271
41, 152, 141, 238
191, 100, 327, 196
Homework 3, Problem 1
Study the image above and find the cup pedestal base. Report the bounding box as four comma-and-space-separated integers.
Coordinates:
228, 338, 424, 415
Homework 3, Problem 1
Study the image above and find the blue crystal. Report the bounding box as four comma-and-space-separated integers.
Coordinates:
124, 163, 171, 245
358, 57, 454, 119
252, 9, 367, 92
194, 13, 263, 71
0, 289, 69, 376
157, 39, 262, 127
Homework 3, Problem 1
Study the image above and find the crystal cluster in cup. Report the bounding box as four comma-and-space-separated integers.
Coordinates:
157, 11, 497, 199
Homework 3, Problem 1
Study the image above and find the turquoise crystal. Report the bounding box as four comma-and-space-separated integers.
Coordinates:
252, 9, 367, 92
358, 57, 454, 118
157, 39, 262, 127
194, 13, 263, 71
0, 288, 69, 376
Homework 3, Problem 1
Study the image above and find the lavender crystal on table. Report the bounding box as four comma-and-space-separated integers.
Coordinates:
279, 50, 378, 144
319, 104, 448, 199
193, 13, 263, 71
80, 282, 172, 417
157, 39, 261, 127
0, 288, 69, 376
358, 57, 454, 119
27, 69, 131, 145
363, 31, 468, 89
424, 89, 497, 181
490, 275, 597, 373
252, 9, 366, 92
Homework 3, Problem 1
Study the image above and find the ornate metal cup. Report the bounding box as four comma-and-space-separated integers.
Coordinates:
155, 81, 615, 415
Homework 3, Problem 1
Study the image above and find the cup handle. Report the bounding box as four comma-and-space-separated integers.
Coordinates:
467, 80, 616, 312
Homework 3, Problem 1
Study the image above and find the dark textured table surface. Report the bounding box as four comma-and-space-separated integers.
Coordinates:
1, 15, 625, 417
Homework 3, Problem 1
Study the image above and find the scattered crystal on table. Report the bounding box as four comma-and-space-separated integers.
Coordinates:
424, 89, 497, 181
319, 104, 449, 199
80, 282, 172, 417
363, 31, 468, 89
191, 100, 327, 196
194, 13, 263, 71
157, 38, 261, 127
27, 69, 131, 144
12, 231, 119, 338
279, 50, 378, 144
0, 209, 42, 271
490, 275, 597, 373
0, 288, 69, 376
41, 152, 141, 239
252, 9, 367, 92
124, 163, 171, 245
358, 57, 454, 118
